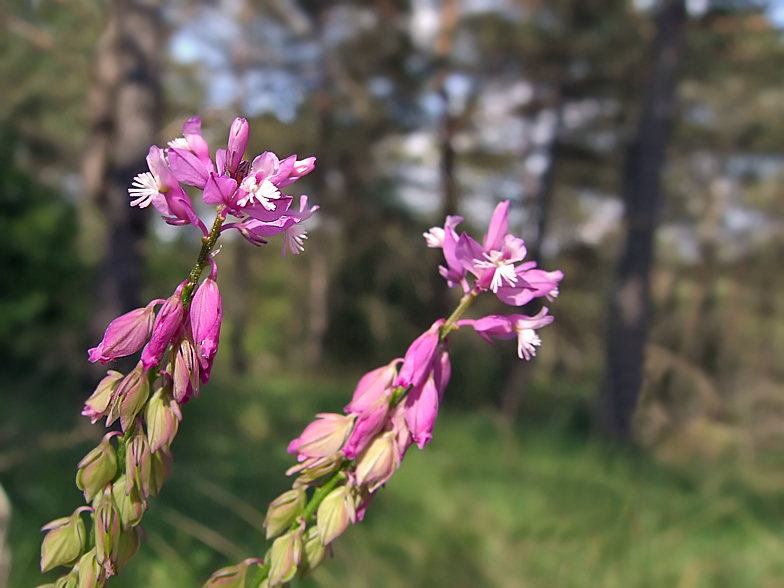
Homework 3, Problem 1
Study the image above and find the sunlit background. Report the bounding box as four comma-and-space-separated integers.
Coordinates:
2, 0, 784, 586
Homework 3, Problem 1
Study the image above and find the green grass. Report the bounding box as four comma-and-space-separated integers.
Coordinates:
6, 374, 784, 587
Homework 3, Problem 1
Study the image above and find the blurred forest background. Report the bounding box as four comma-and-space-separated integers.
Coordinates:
2, 0, 784, 586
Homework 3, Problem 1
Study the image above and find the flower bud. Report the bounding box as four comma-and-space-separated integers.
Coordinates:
225, 118, 249, 175
404, 374, 440, 450
148, 449, 171, 498
145, 388, 181, 452
173, 337, 200, 404
114, 526, 141, 574
88, 302, 158, 364
299, 525, 329, 577
355, 431, 399, 492
76, 433, 118, 502
203, 558, 262, 588
342, 397, 389, 460
117, 363, 150, 432
344, 360, 399, 414
94, 493, 121, 571
40, 507, 90, 572
81, 371, 123, 424
141, 282, 185, 370
55, 570, 78, 588
125, 427, 151, 499
288, 453, 345, 488
76, 549, 103, 588
316, 485, 355, 546
264, 488, 305, 540
190, 259, 222, 384
267, 526, 303, 586
111, 476, 144, 530
287, 414, 354, 460
395, 320, 443, 389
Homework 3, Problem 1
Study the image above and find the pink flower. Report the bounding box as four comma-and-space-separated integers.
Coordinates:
88, 301, 160, 364
140, 281, 186, 370
129, 146, 206, 234
458, 307, 554, 360
496, 268, 563, 307
190, 259, 222, 383
424, 215, 467, 290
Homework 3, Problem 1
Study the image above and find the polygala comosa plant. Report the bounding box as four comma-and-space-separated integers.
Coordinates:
36, 116, 563, 588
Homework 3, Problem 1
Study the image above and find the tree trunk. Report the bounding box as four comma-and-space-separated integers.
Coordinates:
594, 0, 687, 440
84, 0, 162, 344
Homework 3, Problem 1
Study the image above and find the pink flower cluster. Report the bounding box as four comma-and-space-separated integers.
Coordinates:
234, 199, 565, 587
426, 200, 563, 359
40, 117, 319, 587
130, 116, 317, 254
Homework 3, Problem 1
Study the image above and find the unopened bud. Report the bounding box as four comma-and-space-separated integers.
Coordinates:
202, 558, 262, 588
88, 302, 158, 365
264, 488, 306, 539
76, 433, 118, 502
145, 388, 181, 452
299, 525, 329, 577
40, 507, 90, 572
82, 371, 123, 424
111, 476, 144, 530
94, 493, 121, 572
316, 485, 355, 546
125, 427, 151, 499
117, 363, 150, 432
355, 431, 399, 492
267, 525, 303, 586
287, 413, 354, 460
76, 549, 103, 588
55, 570, 79, 588
114, 527, 141, 574
148, 449, 171, 497
173, 337, 200, 404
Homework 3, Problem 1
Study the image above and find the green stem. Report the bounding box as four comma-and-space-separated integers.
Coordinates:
182, 210, 226, 305
439, 289, 478, 339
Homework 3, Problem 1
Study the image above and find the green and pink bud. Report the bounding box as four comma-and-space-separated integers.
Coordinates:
81, 371, 123, 424
75, 549, 103, 588
173, 337, 200, 404
94, 492, 121, 572
111, 476, 145, 530
354, 431, 400, 492
125, 427, 151, 499
40, 507, 91, 572
202, 558, 262, 588
76, 432, 119, 502
299, 526, 329, 577
264, 488, 306, 539
113, 363, 150, 432
316, 484, 356, 546
145, 387, 181, 452
267, 524, 304, 586
287, 413, 354, 461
